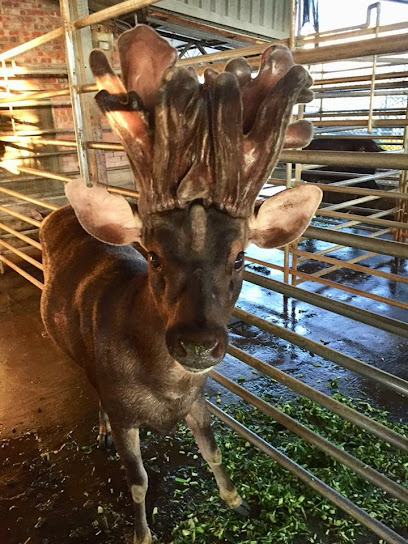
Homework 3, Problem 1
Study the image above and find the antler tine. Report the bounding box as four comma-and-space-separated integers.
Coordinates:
225, 57, 252, 87
240, 63, 313, 214
118, 25, 177, 111
176, 89, 212, 206
241, 45, 296, 134
210, 71, 244, 216
90, 48, 153, 191
283, 119, 314, 149
138, 67, 201, 215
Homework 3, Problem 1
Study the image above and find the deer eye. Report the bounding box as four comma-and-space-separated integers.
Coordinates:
234, 251, 245, 271
148, 252, 161, 270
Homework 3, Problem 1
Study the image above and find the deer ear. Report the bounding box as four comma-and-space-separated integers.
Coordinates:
65, 179, 143, 246
248, 185, 322, 248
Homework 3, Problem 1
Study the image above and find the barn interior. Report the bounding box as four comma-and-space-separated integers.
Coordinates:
0, 1, 407, 543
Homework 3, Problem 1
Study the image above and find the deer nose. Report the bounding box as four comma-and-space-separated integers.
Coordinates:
166, 326, 226, 371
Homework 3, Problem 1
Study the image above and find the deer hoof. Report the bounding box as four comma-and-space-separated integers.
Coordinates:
234, 499, 250, 517
98, 430, 113, 449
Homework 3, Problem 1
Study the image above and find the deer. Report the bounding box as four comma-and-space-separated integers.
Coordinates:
40, 25, 322, 544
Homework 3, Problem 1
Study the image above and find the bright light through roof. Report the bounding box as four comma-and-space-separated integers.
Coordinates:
311, 0, 408, 32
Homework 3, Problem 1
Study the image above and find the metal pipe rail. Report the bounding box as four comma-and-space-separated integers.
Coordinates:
0, 88, 70, 105
0, 238, 42, 270
243, 271, 408, 339
5, 166, 140, 200
245, 255, 408, 311
0, 222, 41, 250
0, 150, 76, 161
313, 71, 408, 86
293, 248, 408, 285
305, 226, 408, 259
227, 343, 408, 453
299, 20, 408, 45
306, 119, 408, 128
301, 182, 402, 199
0, 187, 60, 211
207, 403, 407, 544
0, 3, 406, 542
210, 370, 408, 504
232, 307, 408, 399
0, 204, 41, 228
16, 138, 408, 172
281, 150, 408, 170
316, 209, 408, 230
0, 254, 43, 290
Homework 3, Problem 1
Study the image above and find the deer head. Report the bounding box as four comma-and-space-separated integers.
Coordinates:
65, 25, 322, 373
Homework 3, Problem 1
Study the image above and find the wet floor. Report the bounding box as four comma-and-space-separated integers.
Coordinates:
0, 241, 407, 543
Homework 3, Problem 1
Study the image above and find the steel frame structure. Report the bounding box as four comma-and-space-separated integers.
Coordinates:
0, 1, 407, 542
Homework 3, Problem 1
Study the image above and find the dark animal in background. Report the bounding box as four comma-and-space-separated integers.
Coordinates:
40, 26, 321, 544
302, 137, 391, 211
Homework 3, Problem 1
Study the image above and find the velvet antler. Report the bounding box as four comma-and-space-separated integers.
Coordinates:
90, 26, 314, 218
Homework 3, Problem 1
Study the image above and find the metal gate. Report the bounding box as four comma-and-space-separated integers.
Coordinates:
0, 1, 407, 543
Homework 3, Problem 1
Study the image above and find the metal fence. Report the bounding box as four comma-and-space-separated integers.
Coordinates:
0, 1, 407, 543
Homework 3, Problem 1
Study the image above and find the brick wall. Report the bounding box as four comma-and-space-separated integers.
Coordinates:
0, 0, 129, 177
0, 0, 65, 65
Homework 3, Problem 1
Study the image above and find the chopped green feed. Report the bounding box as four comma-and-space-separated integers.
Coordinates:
168, 394, 407, 544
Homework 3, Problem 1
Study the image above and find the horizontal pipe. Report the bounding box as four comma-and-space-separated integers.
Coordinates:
10, 166, 140, 199
305, 226, 408, 259
0, 88, 70, 105
293, 249, 408, 285
291, 267, 408, 310
0, 151, 75, 161
310, 119, 408, 128
245, 254, 408, 311
0, 222, 41, 250
227, 343, 408, 454
0, 27, 64, 62
0, 238, 42, 270
316, 209, 408, 230
243, 271, 408, 338
0, 204, 41, 228
270, 177, 406, 200
207, 402, 407, 544
313, 70, 408, 86
300, 20, 408, 44
86, 141, 408, 170
311, 184, 403, 199
192, 33, 408, 75
74, 0, 158, 28
0, 255, 43, 290
209, 371, 408, 504
86, 142, 123, 151
315, 81, 408, 94
31, 138, 77, 147
0, 187, 59, 211
281, 150, 408, 170
314, 90, 408, 100
232, 307, 408, 399
305, 109, 405, 118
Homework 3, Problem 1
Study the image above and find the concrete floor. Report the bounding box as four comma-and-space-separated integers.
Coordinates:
0, 246, 407, 543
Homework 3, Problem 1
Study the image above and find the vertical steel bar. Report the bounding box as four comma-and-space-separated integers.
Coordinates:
59, 0, 108, 186
284, 162, 293, 284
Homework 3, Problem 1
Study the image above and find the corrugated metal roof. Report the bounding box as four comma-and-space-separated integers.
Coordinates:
156, 0, 290, 39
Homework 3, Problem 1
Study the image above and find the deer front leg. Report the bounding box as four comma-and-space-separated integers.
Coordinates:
110, 426, 152, 544
185, 397, 249, 514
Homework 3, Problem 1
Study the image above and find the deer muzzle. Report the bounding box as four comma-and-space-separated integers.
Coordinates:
166, 324, 227, 371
